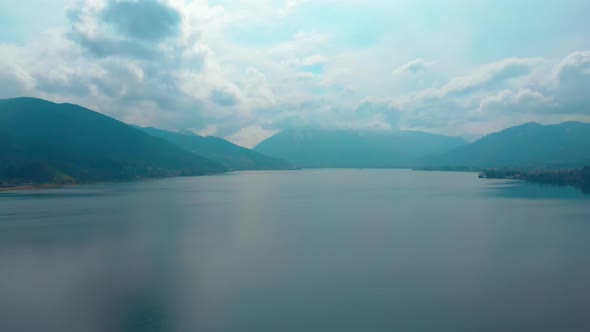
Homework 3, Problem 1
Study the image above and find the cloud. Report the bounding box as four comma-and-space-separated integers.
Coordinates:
227, 126, 277, 148
101, 0, 181, 41
66, 1, 193, 61
479, 89, 556, 114
279, 0, 304, 16
42, 0, 222, 130
552, 50, 590, 113
554, 50, 590, 79
386, 57, 546, 127
439, 57, 545, 97
393, 58, 437, 75
0, 63, 35, 98
243, 67, 276, 108
355, 97, 403, 129
2, 0, 590, 147
69, 32, 162, 59
387, 52, 590, 135
210, 87, 239, 107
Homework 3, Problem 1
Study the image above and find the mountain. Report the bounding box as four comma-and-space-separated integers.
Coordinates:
136, 126, 293, 171
0, 97, 225, 186
177, 129, 199, 136
253, 128, 466, 168
420, 121, 590, 169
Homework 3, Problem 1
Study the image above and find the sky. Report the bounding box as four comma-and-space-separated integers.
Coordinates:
1, 0, 590, 147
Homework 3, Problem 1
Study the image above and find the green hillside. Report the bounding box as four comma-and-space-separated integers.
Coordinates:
137, 126, 293, 171
421, 122, 590, 169
0, 98, 225, 186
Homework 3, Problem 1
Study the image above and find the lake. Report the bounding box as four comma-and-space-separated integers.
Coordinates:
1, 169, 589, 332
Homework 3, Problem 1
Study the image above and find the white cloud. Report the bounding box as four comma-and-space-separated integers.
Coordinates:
1, 1, 590, 147
393, 58, 437, 75
479, 89, 556, 114
355, 97, 403, 129
279, 0, 300, 16
357, 53, 589, 136
0, 63, 35, 98
292, 54, 329, 66
227, 126, 278, 148
552, 50, 590, 113
210, 86, 240, 107
243, 67, 276, 109
438, 57, 546, 97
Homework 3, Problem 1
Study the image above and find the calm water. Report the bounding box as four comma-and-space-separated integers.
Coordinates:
1, 169, 589, 332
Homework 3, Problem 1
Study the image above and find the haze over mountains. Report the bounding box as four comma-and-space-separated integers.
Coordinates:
254, 129, 466, 168
419, 121, 590, 169
135, 126, 292, 171
255, 123, 590, 170
1, 97, 590, 187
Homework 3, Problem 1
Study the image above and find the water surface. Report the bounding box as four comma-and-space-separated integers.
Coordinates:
1, 169, 589, 332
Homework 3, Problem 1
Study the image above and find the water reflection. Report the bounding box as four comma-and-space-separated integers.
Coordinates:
485, 181, 590, 200
1, 170, 589, 332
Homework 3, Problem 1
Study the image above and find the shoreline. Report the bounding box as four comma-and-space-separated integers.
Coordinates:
0, 169, 273, 192
0, 183, 72, 192
478, 168, 590, 194
3, 168, 588, 194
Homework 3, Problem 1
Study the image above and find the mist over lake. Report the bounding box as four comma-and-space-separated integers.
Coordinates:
1, 169, 589, 332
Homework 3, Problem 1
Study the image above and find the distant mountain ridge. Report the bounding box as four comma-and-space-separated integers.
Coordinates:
136, 126, 293, 171
253, 128, 467, 168
177, 129, 199, 136
2, 97, 589, 188
0, 97, 224, 186
419, 121, 590, 169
